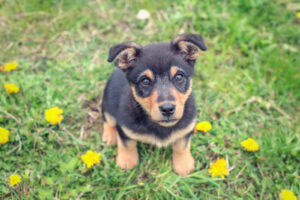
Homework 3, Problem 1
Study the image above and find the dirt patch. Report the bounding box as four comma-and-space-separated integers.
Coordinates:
82, 96, 103, 138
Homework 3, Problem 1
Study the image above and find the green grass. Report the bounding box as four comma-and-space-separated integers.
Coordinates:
1, 0, 300, 199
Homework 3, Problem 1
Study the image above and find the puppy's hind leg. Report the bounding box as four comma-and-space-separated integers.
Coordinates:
102, 113, 117, 145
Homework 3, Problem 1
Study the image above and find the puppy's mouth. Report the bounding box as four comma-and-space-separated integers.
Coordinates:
158, 119, 177, 123
157, 118, 178, 127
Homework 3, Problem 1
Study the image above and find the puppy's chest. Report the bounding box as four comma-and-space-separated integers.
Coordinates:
121, 118, 196, 147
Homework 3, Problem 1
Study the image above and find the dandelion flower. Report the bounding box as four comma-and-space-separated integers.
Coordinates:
241, 138, 259, 151
9, 174, 21, 187
45, 107, 64, 125
280, 189, 297, 200
297, 12, 300, 19
81, 150, 101, 168
4, 83, 19, 94
0, 127, 10, 145
4, 62, 18, 72
208, 158, 228, 179
196, 121, 212, 132
0, 65, 4, 72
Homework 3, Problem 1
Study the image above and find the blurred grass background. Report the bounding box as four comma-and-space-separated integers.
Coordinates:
0, 0, 299, 199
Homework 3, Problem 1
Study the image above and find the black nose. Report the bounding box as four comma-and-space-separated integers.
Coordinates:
159, 103, 175, 117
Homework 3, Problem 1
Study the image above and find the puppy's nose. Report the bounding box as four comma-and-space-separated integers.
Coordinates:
159, 103, 175, 117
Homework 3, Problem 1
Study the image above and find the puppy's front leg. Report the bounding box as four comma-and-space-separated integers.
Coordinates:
172, 133, 195, 176
116, 134, 139, 170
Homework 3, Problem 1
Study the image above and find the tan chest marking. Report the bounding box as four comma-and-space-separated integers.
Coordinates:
121, 118, 196, 147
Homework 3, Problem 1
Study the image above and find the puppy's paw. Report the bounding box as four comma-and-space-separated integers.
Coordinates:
102, 123, 117, 145
117, 150, 139, 170
173, 153, 195, 176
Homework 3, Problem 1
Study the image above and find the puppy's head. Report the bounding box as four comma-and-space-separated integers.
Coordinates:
107, 34, 207, 127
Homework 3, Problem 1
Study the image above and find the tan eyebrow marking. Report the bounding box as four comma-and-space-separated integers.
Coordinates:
170, 66, 179, 77
144, 69, 153, 80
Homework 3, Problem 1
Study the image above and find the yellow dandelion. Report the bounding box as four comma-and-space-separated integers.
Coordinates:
45, 107, 64, 125
297, 12, 300, 19
4, 83, 19, 94
208, 158, 228, 179
241, 138, 259, 151
196, 121, 212, 132
280, 189, 297, 200
81, 150, 101, 168
9, 174, 21, 187
4, 62, 18, 72
0, 127, 10, 145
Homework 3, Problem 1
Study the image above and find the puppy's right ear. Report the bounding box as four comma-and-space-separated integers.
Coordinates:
107, 42, 142, 70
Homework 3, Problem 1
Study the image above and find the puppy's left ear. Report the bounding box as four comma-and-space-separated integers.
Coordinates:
171, 33, 207, 64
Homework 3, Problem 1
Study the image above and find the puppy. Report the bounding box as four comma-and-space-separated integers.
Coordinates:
101, 34, 207, 176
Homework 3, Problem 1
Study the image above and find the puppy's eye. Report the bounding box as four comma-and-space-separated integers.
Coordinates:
140, 78, 151, 86
174, 74, 183, 82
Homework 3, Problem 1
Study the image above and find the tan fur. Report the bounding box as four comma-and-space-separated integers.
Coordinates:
102, 113, 117, 145
104, 112, 116, 126
144, 69, 154, 80
127, 42, 140, 48
170, 79, 193, 120
131, 87, 162, 122
116, 135, 139, 169
172, 35, 185, 44
172, 137, 194, 176
121, 118, 196, 147
170, 66, 178, 77
117, 48, 136, 69
178, 41, 200, 60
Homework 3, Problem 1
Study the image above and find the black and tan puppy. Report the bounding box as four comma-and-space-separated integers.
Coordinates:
101, 34, 207, 176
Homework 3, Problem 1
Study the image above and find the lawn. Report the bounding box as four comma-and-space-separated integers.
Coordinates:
1, 0, 300, 199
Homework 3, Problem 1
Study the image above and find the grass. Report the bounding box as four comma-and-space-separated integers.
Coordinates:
0, 0, 299, 199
